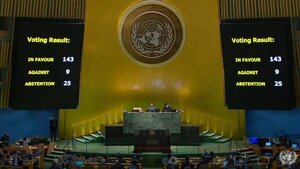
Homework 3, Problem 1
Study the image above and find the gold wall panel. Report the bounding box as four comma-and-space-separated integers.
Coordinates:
59, 0, 245, 139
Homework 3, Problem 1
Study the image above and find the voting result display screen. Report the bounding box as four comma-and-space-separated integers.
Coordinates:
9, 18, 84, 109
221, 19, 295, 110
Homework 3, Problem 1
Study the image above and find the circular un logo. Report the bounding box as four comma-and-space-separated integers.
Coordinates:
279, 150, 297, 166
119, 1, 186, 65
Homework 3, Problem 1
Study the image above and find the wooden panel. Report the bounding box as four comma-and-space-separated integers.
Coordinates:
219, 0, 300, 19
0, 0, 14, 16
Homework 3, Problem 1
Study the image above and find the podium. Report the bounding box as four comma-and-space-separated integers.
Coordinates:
134, 130, 171, 153
123, 111, 182, 151
123, 111, 181, 133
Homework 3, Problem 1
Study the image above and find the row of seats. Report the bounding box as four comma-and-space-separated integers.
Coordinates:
52, 152, 143, 169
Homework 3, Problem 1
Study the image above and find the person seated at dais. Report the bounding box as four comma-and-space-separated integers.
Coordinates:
147, 103, 156, 112
162, 103, 173, 112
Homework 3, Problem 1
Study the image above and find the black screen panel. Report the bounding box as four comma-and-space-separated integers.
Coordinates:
220, 19, 295, 109
9, 18, 84, 109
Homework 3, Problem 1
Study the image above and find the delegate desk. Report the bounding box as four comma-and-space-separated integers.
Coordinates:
123, 111, 181, 134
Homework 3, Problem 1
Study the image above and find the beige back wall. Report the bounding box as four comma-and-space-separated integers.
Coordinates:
59, 0, 245, 139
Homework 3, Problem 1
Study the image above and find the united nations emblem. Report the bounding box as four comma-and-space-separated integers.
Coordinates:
279, 150, 297, 166
119, 1, 186, 65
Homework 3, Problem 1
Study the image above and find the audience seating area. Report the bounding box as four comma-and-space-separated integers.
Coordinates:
0, 143, 46, 169
2, 139, 300, 169
49, 152, 143, 169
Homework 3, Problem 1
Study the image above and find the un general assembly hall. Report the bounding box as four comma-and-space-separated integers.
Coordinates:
1, 0, 300, 169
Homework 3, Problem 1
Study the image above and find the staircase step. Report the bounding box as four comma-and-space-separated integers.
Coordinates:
50, 150, 65, 155
200, 130, 209, 136
46, 154, 63, 158
73, 131, 105, 144
217, 137, 231, 143
97, 131, 105, 138
83, 135, 96, 141
204, 132, 216, 137
44, 157, 55, 162
211, 135, 223, 140
90, 133, 101, 138
75, 138, 89, 143
54, 148, 72, 152
240, 151, 254, 155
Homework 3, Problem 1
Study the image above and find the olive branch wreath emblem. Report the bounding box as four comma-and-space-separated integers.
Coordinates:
131, 22, 174, 56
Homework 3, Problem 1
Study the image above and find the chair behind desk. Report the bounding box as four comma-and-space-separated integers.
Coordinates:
22, 159, 34, 169
84, 163, 99, 169
279, 145, 287, 151
252, 144, 262, 155
271, 144, 278, 156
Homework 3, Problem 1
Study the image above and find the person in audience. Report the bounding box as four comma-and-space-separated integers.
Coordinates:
181, 156, 192, 169
168, 154, 177, 164
49, 158, 63, 169
0, 149, 4, 163
235, 156, 245, 169
116, 152, 125, 163
167, 157, 179, 169
11, 151, 23, 167
2, 148, 10, 159
209, 151, 215, 163
132, 153, 141, 163
96, 154, 102, 162
22, 136, 30, 146
197, 150, 214, 167
203, 149, 209, 158
162, 153, 172, 164
197, 157, 209, 167
62, 150, 74, 163
20, 148, 29, 158
87, 154, 98, 162
99, 158, 109, 169
102, 154, 111, 163
268, 150, 280, 168
128, 160, 139, 169
49, 113, 58, 142
223, 154, 235, 168
111, 159, 124, 169
74, 154, 85, 168
0, 132, 10, 147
